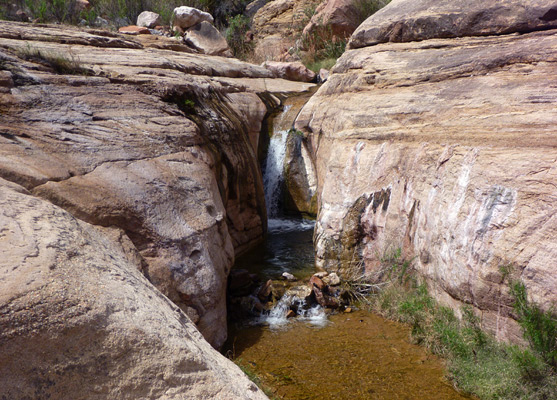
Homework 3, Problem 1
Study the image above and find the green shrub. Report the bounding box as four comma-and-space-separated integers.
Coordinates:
345, 250, 557, 399
352, 0, 391, 25
511, 280, 557, 368
225, 14, 253, 60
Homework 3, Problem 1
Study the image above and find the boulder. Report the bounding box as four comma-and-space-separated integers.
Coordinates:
76, 0, 90, 12
303, 0, 360, 39
310, 275, 326, 290
0, 179, 267, 400
284, 132, 318, 216
262, 61, 316, 82
137, 11, 162, 28
284, 285, 313, 301
295, 0, 557, 342
184, 21, 231, 56
118, 25, 151, 35
349, 0, 557, 49
173, 6, 214, 32
257, 279, 274, 301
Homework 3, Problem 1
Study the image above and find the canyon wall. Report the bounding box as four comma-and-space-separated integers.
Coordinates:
0, 20, 313, 398
295, 0, 557, 341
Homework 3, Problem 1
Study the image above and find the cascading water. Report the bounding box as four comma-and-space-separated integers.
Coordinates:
262, 123, 289, 219
258, 293, 328, 329
262, 105, 314, 233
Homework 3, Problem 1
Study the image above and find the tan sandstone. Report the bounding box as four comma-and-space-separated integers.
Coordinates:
0, 178, 267, 400
0, 19, 313, 355
295, 0, 557, 342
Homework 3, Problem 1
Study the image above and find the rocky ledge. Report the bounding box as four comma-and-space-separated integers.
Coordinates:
0, 20, 314, 398
295, 0, 557, 342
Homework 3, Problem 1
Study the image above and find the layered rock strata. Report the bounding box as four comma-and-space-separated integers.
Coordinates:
0, 20, 313, 397
295, 0, 557, 341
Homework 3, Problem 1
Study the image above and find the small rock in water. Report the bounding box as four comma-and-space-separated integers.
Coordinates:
257, 279, 273, 301
309, 275, 326, 290
323, 272, 340, 286
281, 272, 297, 281
344, 307, 352, 313
313, 271, 328, 279
286, 309, 296, 318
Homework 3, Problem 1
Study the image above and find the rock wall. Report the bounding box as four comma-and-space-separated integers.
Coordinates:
295, 0, 557, 342
0, 20, 313, 397
0, 178, 267, 399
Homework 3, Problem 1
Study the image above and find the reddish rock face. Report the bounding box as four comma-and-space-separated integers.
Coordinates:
118, 25, 151, 35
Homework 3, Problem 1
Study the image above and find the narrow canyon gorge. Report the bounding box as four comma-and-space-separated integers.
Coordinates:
1, 0, 556, 398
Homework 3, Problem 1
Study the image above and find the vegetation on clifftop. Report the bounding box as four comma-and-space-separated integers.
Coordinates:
344, 250, 557, 400
0, 0, 251, 26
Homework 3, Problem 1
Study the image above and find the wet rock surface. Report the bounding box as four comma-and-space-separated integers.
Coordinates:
295, 0, 557, 342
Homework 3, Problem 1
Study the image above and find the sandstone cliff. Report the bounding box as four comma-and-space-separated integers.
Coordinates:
0, 20, 313, 397
295, 0, 557, 341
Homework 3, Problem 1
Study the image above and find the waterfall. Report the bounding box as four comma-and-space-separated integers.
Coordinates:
262, 128, 288, 218
262, 105, 314, 233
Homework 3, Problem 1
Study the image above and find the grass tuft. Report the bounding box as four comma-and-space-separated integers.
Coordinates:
343, 250, 557, 400
17, 45, 92, 75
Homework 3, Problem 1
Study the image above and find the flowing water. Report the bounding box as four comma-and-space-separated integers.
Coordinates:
226, 95, 472, 399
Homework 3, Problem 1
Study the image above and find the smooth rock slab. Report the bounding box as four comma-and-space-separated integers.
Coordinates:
0, 179, 268, 400
349, 0, 557, 48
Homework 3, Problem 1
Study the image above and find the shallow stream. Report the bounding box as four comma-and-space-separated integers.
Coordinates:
227, 221, 472, 400
225, 95, 473, 399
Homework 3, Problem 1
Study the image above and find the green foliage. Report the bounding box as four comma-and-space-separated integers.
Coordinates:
352, 0, 391, 25
225, 14, 253, 60
510, 280, 557, 368
347, 250, 557, 399
288, 129, 304, 138
1, 0, 249, 26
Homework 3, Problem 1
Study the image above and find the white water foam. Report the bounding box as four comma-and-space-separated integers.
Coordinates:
268, 218, 315, 234
257, 294, 328, 329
